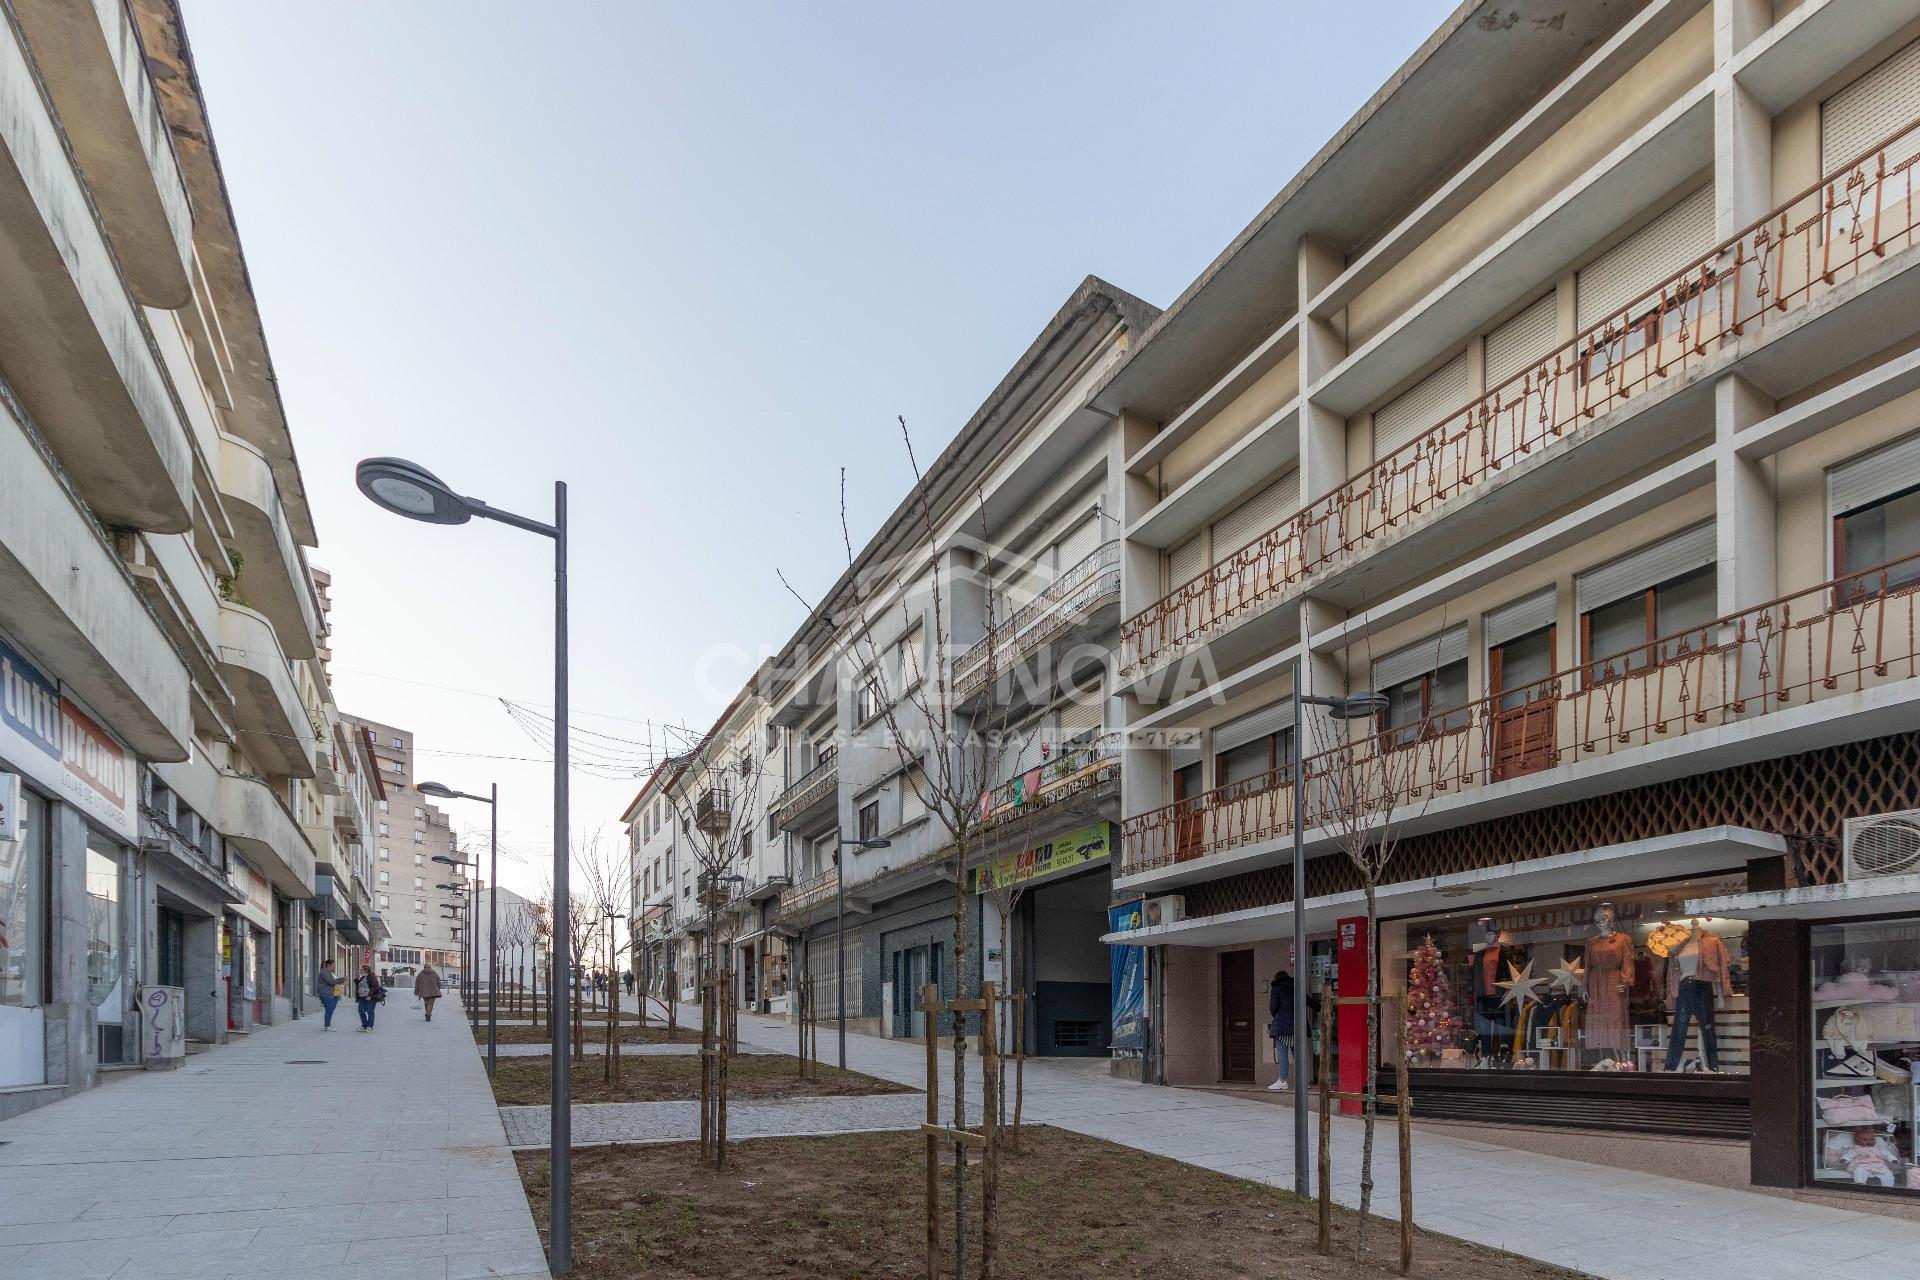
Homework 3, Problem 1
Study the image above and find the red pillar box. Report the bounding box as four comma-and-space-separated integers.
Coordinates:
1336, 916, 1369, 1117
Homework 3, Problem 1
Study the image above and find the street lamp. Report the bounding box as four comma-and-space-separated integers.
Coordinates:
836, 837, 890, 1069
1288, 676, 1388, 1197
360, 457, 574, 1276
423, 782, 500, 1079
433, 853, 480, 1025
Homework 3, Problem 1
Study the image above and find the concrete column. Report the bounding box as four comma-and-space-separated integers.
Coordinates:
1713, 0, 1770, 68
1117, 408, 1170, 824
46, 803, 93, 1093
1297, 238, 1349, 510
1715, 373, 1777, 619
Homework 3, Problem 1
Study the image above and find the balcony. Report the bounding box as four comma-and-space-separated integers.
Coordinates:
977, 733, 1120, 840
311, 873, 352, 928
1121, 115, 1920, 681
0, 8, 191, 532
220, 771, 316, 898
773, 752, 838, 833
218, 434, 320, 660
216, 602, 316, 779
955, 541, 1122, 709
694, 786, 731, 836
12, 0, 194, 308
774, 867, 850, 924
1120, 550, 1920, 882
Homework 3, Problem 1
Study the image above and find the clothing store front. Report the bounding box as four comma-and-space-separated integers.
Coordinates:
1384, 873, 1757, 1137
1683, 878, 1920, 1198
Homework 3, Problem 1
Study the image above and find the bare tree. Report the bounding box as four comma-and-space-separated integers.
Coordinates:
1301, 626, 1447, 1260
577, 828, 629, 1083
529, 892, 552, 1031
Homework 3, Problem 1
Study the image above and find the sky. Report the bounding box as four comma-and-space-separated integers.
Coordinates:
181, 1, 1447, 896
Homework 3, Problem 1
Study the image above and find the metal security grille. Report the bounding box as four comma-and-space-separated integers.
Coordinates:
1053, 1020, 1098, 1048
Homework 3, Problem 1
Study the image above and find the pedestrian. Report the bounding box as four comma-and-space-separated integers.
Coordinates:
1266, 968, 1316, 1092
622, 971, 633, 997
414, 962, 443, 1022
315, 961, 341, 1030
354, 963, 385, 1032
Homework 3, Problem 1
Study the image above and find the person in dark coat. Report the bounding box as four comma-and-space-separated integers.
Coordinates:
354, 964, 385, 1032
414, 964, 443, 1022
1266, 969, 1317, 1091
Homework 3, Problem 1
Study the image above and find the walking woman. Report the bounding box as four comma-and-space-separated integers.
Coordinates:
354, 964, 385, 1032
316, 961, 341, 1030
1268, 968, 1317, 1092
415, 963, 443, 1022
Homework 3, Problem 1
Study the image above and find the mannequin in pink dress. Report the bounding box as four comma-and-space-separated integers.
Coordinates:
1583, 906, 1635, 1054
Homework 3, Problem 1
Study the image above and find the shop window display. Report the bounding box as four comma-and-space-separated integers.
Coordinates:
1397, 877, 1749, 1073
1810, 920, 1920, 1191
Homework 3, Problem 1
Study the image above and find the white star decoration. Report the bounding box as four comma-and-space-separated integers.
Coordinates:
1497, 958, 1546, 1009
1548, 957, 1587, 996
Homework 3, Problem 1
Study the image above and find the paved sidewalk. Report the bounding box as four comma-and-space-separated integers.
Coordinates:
679, 998, 1920, 1280
0, 999, 548, 1280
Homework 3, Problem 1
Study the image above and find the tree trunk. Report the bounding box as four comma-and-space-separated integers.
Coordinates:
951, 838, 969, 1280
1356, 878, 1379, 1260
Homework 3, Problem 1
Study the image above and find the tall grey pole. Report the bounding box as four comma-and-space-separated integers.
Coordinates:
471, 870, 480, 1027
836, 854, 847, 1069
550, 481, 572, 1275
1291, 668, 1308, 1197
488, 781, 499, 1078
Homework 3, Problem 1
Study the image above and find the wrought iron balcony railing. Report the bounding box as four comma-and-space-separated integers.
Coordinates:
1121, 550, 1920, 877
772, 751, 838, 830
1121, 117, 1920, 677
977, 732, 1119, 833
956, 541, 1121, 702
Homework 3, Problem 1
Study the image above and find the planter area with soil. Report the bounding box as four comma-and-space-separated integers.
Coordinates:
485, 1022, 704, 1047
488, 1053, 909, 1106
513, 1127, 1580, 1279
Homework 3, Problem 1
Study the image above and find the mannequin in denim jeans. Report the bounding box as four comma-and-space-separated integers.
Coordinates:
1664, 921, 1732, 1071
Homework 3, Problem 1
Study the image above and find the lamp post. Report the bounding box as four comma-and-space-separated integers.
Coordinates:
1288, 674, 1389, 1197
358, 457, 573, 1276
423, 783, 500, 1078
835, 837, 890, 1069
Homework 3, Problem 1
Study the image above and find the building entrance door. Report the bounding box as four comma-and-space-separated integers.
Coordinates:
1220, 950, 1255, 1082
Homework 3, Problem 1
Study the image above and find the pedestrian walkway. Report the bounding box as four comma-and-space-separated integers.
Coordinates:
0, 998, 549, 1280
632, 997, 1920, 1280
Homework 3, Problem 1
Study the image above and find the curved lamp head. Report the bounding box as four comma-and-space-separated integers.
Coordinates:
417, 781, 459, 799
356, 458, 473, 525
1329, 692, 1390, 720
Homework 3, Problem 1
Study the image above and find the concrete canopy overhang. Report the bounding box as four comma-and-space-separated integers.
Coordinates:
11, 0, 193, 308
217, 434, 318, 660
1104, 826, 1785, 949
1685, 875, 1920, 923
220, 771, 316, 899
0, 8, 190, 533
1087, 0, 1650, 426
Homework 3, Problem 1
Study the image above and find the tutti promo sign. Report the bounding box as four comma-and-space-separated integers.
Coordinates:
0, 632, 134, 841
970, 821, 1113, 893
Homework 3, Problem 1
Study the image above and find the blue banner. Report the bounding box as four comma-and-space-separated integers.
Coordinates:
1108, 900, 1145, 1050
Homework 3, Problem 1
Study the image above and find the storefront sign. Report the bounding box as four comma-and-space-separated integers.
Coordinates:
1108, 900, 1145, 1051
230, 859, 273, 931
970, 821, 1113, 893
0, 634, 134, 841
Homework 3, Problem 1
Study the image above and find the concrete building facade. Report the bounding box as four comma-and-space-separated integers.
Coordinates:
345, 718, 468, 985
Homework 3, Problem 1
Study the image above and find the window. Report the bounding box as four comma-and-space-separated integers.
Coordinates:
378, 846, 389, 861
379, 823, 389, 836
414, 901, 425, 914
857, 800, 881, 842
1810, 919, 1920, 1187
1581, 565, 1717, 682
378, 799, 388, 812
740, 830, 753, 862
1382, 660, 1469, 746
1831, 434, 1920, 598
391, 736, 403, 748
413, 876, 425, 891
378, 871, 390, 885
855, 676, 882, 724
412, 831, 423, 844
412, 853, 423, 867
0, 788, 46, 1009
1211, 703, 1294, 802
388, 761, 401, 774
379, 895, 389, 909
415, 923, 426, 937
413, 807, 425, 819
901, 763, 928, 825
766, 723, 780, 755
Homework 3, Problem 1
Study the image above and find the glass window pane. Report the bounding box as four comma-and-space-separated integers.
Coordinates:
1842, 486, 1920, 593
1810, 920, 1920, 1187
0, 789, 46, 1007
84, 836, 123, 1011
1431, 659, 1470, 731
1494, 628, 1555, 712
1586, 594, 1649, 676
1654, 565, 1718, 658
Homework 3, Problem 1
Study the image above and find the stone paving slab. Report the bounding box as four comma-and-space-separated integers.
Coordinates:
0, 999, 549, 1279
499, 1091, 932, 1149
489, 1040, 778, 1058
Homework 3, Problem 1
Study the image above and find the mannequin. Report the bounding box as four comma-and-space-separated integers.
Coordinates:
1663, 918, 1731, 1071
1471, 926, 1517, 1058
1583, 905, 1634, 1054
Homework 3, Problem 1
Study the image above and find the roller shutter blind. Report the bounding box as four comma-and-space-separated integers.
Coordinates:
1575, 523, 1715, 613
1055, 512, 1102, 572
1829, 431, 1920, 515
1210, 470, 1298, 559
1167, 535, 1205, 591
1372, 624, 1470, 692
1575, 185, 1714, 331
1822, 37, 1920, 174
1485, 587, 1558, 648
1057, 695, 1102, 740
1374, 353, 1468, 460
1171, 743, 1202, 771
1212, 700, 1295, 755
1485, 294, 1558, 390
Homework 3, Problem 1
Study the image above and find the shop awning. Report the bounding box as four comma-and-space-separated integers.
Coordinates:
1101, 826, 1787, 948
1683, 873, 1920, 922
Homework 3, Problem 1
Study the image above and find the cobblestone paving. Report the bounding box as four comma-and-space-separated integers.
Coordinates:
499, 1091, 931, 1148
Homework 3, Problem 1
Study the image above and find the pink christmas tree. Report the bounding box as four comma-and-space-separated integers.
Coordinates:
1404, 935, 1459, 1060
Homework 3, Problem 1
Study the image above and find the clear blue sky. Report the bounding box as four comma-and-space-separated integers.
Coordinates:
184, 1, 1447, 892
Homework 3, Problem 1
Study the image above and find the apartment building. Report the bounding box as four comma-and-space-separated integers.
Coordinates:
0, 0, 348, 1116
346, 718, 468, 982
1092, 0, 1920, 1200
758, 278, 1152, 1048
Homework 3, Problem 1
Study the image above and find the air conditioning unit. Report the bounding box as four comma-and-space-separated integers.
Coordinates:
1843, 810, 1920, 881
138, 985, 186, 1069
1143, 894, 1186, 927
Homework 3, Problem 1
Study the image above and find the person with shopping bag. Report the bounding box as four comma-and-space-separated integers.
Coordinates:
414, 963, 443, 1022
354, 964, 385, 1031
